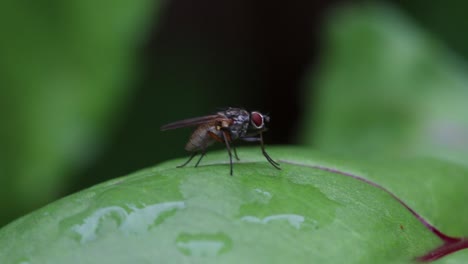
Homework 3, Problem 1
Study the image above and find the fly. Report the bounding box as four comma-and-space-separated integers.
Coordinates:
160, 107, 280, 175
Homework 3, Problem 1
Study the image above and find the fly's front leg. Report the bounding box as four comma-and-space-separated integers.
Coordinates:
259, 132, 280, 169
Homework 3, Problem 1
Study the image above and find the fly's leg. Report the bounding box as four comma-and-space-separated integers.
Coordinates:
220, 119, 238, 160
259, 132, 281, 169
177, 152, 198, 168
240, 134, 280, 169
232, 145, 240, 161
221, 130, 234, 176
208, 130, 237, 174
221, 126, 239, 160
195, 150, 206, 167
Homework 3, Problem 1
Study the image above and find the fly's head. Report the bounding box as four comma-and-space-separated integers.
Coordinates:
249, 111, 269, 132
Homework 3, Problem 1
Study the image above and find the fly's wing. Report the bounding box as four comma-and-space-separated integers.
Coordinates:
160, 114, 222, 131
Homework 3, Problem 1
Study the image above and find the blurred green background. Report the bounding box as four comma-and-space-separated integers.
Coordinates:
1, 0, 468, 227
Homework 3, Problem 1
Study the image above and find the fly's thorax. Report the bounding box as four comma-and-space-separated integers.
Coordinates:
220, 108, 250, 139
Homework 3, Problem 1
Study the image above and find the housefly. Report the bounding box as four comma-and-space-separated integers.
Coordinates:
160, 107, 280, 175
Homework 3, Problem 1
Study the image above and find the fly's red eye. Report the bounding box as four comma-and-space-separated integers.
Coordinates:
251, 112, 263, 128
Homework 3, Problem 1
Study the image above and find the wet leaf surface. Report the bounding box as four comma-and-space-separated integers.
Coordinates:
1, 147, 466, 263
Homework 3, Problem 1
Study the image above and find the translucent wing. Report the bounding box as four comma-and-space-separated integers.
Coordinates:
160, 114, 222, 131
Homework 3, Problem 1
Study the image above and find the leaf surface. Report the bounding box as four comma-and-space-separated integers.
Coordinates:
1, 147, 466, 263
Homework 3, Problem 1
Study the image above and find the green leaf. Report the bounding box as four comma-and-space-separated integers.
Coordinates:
1, 147, 466, 263
302, 4, 468, 166
0, 0, 161, 225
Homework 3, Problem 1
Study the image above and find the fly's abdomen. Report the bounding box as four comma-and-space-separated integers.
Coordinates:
185, 124, 217, 152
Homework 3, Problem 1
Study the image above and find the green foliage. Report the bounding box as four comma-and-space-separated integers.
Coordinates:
1, 147, 467, 263
0, 0, 160, 226
1, 2, 467, 263
302, 4, 468, 166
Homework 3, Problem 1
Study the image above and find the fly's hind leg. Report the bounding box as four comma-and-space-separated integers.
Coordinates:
178, 151, 206, 169
177, 152, 198, 168
194, 150, 206, 167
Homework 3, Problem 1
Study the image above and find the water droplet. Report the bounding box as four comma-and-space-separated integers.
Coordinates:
254, 188, 272, 199
176, 233, 232, 257
72, 201, 185, 243
241, 214, 305, 229
72, 206, 127, 243
122, 201, 185, 234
